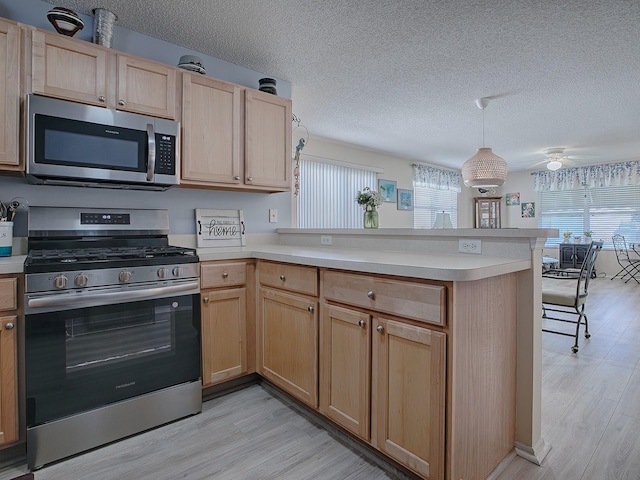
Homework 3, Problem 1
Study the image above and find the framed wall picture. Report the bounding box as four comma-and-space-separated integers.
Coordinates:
521, 202, 535, 218
506, 192, 520, 206
378, 179, 397, 202
397, 189, 414, 210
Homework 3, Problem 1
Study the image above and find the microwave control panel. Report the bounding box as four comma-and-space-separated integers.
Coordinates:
155, 134, 176, 175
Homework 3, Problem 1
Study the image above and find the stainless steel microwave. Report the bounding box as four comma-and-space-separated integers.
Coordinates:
26, 94, 180, 190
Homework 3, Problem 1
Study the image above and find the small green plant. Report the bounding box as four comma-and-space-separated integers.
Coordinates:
563, 231, 572, 239
583, 230, 593, 237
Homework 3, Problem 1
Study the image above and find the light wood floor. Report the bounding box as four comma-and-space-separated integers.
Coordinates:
2, 277, 640, 480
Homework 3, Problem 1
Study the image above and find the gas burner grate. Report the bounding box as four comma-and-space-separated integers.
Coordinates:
27, 245, 197, 264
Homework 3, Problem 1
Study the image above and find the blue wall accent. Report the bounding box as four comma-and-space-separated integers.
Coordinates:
0, 0, 293, 236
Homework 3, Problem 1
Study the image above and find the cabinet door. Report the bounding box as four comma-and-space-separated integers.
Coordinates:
201, 288, 247, 386
559, 244, 575, 269
245, 90, 291, 189
0, 20, 19, 167
182, 74, 241, 184
117, 55, 176, 119
31, 30, 108, 106
0, 315, 17, 446
575, 244, 590, 267
319, 304, 370, 439
372, 317, 446, 480
258, 288, 317, 407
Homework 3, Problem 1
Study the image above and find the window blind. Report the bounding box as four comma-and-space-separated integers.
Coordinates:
413, 185, 458, 229
296, 159, 378, 228
539, 185, 640, 247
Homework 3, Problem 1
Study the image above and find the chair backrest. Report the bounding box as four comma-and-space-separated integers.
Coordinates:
577, 240, 603, 298
612, 234, 630, 261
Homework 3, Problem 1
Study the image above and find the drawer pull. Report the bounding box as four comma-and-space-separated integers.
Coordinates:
367, 290, 375, 300
376, 325, 384, 334
358, 320, 365, 327
98, 95, 105, 102
307, 306, 314, 313
118, 99, 125, 106
279, 274, 286, 281
222, 272, 229, 279
5, 322, 14, 330
203, 297, 209, 304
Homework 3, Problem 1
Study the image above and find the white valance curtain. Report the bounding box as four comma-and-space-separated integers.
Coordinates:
533, 161, 640, 191
412, 164, 461, 192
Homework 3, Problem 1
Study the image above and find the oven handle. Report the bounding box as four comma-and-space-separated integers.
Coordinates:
27, 281, 200, 310
146, 123, 156, 182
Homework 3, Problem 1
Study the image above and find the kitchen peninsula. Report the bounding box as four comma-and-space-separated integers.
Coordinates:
195, 227, 555, 480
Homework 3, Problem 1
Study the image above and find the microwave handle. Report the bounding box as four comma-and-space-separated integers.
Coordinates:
146, 123, 156, 182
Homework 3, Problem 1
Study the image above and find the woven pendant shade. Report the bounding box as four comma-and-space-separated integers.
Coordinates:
461, 147, 508, 188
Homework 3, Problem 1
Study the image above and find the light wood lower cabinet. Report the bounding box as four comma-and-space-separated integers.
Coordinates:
258, 287, 318, 407
200, 261, 250, 387
0, 277, 18, 447
257, 261, 319, 407
320, 301, 445, 480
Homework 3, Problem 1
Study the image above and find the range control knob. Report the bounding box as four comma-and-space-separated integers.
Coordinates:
172, 266, 184, 277
157, 267, 169, 279
53, 275, 68, 289
119, 270, 132, 283
74, 274, 89, 287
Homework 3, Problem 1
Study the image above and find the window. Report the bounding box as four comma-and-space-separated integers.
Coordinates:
539, 185, 640, 247
413, 185, 458, 229
296, 158, 378, 228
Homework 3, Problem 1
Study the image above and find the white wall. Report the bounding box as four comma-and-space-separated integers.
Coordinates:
299, 136, 476, 228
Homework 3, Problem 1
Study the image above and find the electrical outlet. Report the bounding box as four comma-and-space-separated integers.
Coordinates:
458, 238, 482, 254
269, 209, 278, 223
320, 235, 332, 246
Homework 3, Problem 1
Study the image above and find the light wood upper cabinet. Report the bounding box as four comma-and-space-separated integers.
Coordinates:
245, 89, 291, 189
31, 30, 108, 107
372, 317, 446, 480
181, 74, 241, 185
0, 19, 20, 168
30, 29, 176, 119
116, 55, 176, 119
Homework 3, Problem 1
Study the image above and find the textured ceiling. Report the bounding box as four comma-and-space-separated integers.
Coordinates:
44, 0, 640, 172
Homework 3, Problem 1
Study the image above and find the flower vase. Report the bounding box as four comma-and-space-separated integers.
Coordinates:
364, 208, 379, 229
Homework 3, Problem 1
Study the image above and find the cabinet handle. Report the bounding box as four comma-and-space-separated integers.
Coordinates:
222, 272, 229, 278
247, 177, 253, 182
308, 306, 314, 313
98, 95, 106, 102
376, 325, 384, 334
5, 322, 14, 330
367, 290, 375, 300
279, 274, 286, 281
358, 320, 365, 327
234, 176, 240, 181
203, 297, 209, 303
118, 99, 125, 106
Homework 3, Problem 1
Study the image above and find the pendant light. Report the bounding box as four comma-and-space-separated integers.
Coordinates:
461, 97, 508, 188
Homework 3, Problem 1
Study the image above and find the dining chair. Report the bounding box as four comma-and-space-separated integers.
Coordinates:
542, 240, 603, 353
611, 234, 640, 284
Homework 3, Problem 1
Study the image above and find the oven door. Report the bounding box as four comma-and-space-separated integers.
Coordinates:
25, 292, 200, 428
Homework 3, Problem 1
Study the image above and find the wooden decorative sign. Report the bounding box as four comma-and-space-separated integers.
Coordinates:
195, 209, 246, 248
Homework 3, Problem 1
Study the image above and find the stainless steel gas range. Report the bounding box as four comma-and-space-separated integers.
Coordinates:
23, 207, 202, 470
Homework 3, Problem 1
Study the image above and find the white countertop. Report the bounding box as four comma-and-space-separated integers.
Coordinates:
197, 244, 531, 281
0, 255, 26, 274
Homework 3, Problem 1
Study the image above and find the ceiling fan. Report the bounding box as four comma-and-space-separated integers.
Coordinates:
532, 148, 578, 171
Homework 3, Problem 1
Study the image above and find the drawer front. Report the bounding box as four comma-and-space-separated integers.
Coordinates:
0, 278, 17, 312
201, 262, 246, 289
323, 271, 446, 326
259, 261, 318, 297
